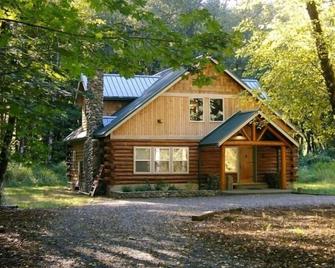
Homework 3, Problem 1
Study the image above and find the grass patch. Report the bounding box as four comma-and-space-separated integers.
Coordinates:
3, 186, 105, 209
294, 161, 335, 195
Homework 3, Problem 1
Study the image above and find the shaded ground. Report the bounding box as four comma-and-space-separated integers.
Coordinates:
1, 194, 335, 267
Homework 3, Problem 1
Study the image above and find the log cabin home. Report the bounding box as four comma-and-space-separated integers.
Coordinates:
65, 62, 300, 193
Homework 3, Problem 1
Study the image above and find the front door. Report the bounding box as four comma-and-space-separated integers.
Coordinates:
239, 146, 254, 183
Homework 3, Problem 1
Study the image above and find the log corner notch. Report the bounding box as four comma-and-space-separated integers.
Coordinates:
220, 145, 226, 191
280, 145, 287, 189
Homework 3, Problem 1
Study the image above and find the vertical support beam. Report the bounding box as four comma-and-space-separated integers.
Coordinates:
220, 146, 226, 191
253, 146, 257, 182
252, 122, 256, 141
281, 145, 287, 189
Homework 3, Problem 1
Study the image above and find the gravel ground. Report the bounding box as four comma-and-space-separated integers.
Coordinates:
2, 193, 335, 267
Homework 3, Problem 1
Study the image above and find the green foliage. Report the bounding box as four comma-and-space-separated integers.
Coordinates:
298, 161, 335, 184
167, 185, 179, 191
121, 186, 133, 192
154, 180, 169, 191
4, 162, 67, 187
0, 0, 234, 186
134, 181, 153, 192
236, 0, 335, 150
199, 175, 220, 190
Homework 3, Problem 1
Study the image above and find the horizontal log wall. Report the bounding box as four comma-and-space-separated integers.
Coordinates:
199, 146, 221, 177
257, 146, 298, 182
68, 142, 84, 181
104, 140, 199, 185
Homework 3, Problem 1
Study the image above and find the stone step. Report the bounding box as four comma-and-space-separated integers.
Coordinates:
234, 182, 269, 190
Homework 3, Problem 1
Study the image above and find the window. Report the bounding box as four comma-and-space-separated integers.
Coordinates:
172, 147, 189, 173
154, 148, 170, 173
190, 98, 204, 121
134, 147, 189, 174
134, 147, 151, 173
210, 98, 223, 121
225, 147, 238, 173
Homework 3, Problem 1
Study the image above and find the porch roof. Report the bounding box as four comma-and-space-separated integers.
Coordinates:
200, 110, 258, 146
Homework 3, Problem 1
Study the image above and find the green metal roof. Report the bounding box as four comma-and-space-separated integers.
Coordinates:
200, 110, 259, 146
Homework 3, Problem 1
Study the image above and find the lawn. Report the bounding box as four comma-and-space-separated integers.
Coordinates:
3, 186, 104, 209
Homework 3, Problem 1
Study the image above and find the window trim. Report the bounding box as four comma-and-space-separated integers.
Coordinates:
171, 147, 189, 174
189, 97, 205, 122
153, 147, 171, 174
133, 147, 152, 174
133, 146, 189, 174
209, 97, 224, 122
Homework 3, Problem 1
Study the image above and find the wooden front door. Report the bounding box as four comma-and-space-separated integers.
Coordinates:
239, 146, 254, 183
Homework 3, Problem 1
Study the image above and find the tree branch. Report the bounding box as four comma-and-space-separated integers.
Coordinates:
0, 17, 177, 43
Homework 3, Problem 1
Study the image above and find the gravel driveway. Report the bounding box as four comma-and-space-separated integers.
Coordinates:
3, 193, 335, 267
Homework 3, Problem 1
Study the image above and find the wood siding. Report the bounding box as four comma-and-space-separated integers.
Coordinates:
111, 69, 242, 139
112, 95, 239, 139
103, 140, 199, 185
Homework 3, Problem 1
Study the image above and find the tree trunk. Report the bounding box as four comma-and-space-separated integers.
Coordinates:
0, 116, 16, 205
306, 1, 335, 114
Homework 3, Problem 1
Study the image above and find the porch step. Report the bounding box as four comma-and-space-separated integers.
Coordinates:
234, 182, 269, 190
222, 189, 292, 195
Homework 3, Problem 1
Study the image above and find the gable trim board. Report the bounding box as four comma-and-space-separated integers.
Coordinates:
199, 110, 299, 147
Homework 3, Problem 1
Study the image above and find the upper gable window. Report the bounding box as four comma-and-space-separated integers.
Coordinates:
190, 98, 204, 121
210, 98, 224, 121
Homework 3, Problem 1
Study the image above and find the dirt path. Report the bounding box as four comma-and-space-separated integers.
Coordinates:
1, 194, 335, 267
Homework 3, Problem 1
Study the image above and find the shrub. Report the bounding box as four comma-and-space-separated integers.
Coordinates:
154, 181, 168, 191
264, 173, 279, 188
121, 186, 133, 192
167, 185, 179, 191
4, 162, 67, 187
199, 175, 220, 190
298, 161, 335, 183
134, 181, 153, 192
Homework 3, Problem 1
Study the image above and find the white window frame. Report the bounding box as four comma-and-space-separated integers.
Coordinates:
133, 147, 152, 174
133, 147, 189, 174
189, 97, 204, 122
153, 147, 171, 174
171, 147, 189, 174
209, 98, 224, 122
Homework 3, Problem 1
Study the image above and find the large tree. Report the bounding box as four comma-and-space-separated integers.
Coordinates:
0, 0, 233, 200
237, 0, 335, 152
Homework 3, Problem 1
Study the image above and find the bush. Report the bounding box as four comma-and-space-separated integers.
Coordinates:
4, 162, 67, 187
264, 173, 279, 188
167, 185, 179, 191
299, 148, 335, 167
298, 161, 335, 184
154, 181, 168, 191
121, 186, 133, 192
134, 181, 153, 192
199, 175, 220, 190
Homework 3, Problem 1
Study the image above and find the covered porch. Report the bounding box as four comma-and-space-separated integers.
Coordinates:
199, 110, 299, 191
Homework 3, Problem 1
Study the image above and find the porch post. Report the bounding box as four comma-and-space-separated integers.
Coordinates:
220, 145, 226, 191
280, 145, 287, 189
